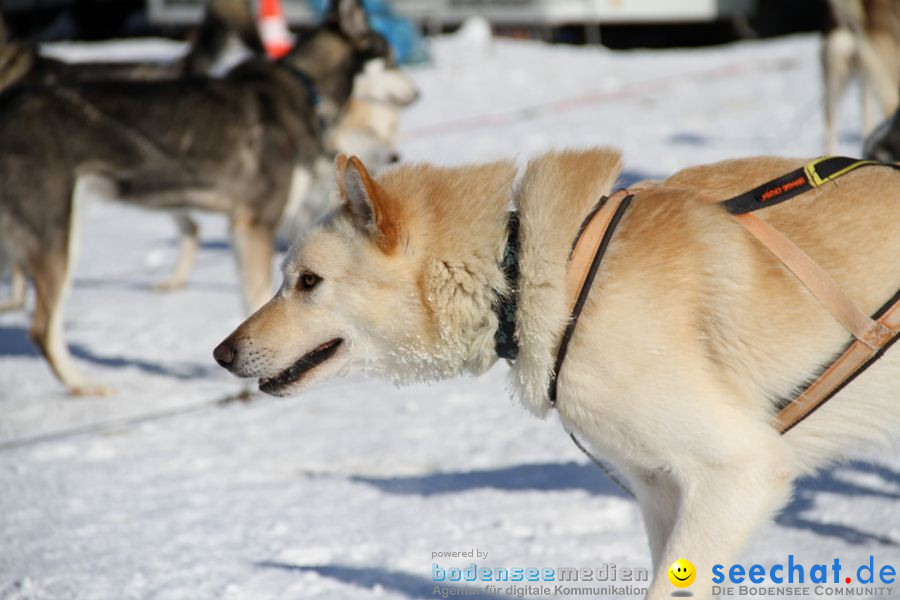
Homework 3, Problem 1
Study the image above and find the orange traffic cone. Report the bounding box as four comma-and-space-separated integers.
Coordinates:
258, 0, 294, 59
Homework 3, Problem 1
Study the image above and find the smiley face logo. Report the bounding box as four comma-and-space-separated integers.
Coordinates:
668, 559, 696, 587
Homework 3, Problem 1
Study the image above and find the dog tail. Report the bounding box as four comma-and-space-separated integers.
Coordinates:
183, 0, 265, 75
0, 13, 35, 95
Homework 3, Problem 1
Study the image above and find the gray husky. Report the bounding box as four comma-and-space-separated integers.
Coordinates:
0, 0, 388, 395
0, 0, 415, 297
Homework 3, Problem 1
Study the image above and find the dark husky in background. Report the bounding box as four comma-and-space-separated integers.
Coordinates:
0, 0, 415, 297
0, 0, 390, 395
864, 101, 900, 162
0, 0, 267, 304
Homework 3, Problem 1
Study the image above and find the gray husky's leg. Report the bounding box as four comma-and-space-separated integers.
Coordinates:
28, 246, 111, 396
0, 266, 27, 313
0, 242, 27, 312
231, 211, 274, 313
27, 184, 112, 396
155, 212, 199, 291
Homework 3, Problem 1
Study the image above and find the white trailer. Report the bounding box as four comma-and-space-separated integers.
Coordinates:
147, 0, 757, 28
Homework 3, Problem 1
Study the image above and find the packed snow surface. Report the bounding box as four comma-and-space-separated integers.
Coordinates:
1, 32, 899, 599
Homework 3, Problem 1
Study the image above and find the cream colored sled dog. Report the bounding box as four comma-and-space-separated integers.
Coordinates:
214, 149, 900, 600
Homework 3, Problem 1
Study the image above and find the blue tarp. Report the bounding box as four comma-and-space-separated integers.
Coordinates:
310, 0, 428, 64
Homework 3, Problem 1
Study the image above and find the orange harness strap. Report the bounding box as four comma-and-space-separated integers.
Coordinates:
564, 190, 632, 308
721, 156, 900, 433
774, 292, 900, 433
548, 188, 641, 497
549, 189, 634, 406
734, 213, 891, 350
551, 158, 898, 436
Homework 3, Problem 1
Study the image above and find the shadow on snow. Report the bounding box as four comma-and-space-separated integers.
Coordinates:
777, 461, 900, 547
0, 326, 215, 380
254, 562, 519, 600
349, 458, 900, 547
350, 460, 631, 498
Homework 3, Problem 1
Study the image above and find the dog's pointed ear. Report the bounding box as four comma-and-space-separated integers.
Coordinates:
341, 156, 402, 253
335, 153, 349, 198
324, 0, 370, 42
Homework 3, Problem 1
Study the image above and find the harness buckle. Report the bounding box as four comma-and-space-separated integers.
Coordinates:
862, 321, 894, 350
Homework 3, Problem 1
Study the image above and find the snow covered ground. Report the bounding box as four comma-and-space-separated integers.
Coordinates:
2, 32, 899, 600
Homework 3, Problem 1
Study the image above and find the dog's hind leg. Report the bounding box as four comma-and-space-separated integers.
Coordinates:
27, 246, 111, 396
643, 422, 793, 600
861, 83, 875, 136
155, 212, 199, 291
0, 266, 27, 313
0, 240, 27, 312
822, 29, 856, 154
230, 209, 274, 313
855, 34, 900, 120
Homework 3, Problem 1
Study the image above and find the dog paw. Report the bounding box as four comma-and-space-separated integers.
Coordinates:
0, 301, 26, 314
69, 384, 116, 397
153, 279, 186, 292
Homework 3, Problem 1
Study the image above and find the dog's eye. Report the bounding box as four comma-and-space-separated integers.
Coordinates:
298, 272, 322, 291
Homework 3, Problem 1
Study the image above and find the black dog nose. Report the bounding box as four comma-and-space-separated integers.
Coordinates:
389, 152, 401, 164
213, 341, 236, 367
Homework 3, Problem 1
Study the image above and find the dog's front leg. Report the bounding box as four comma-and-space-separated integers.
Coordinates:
630, 468, 680, 570
230, 210, 275, 313
643, 435, 793, 600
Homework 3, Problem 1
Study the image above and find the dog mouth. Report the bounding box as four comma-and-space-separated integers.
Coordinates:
259, 338, 343, 393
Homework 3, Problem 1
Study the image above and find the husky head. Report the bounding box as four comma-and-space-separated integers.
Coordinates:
351, 57, 418, 108
326, 57, 419, 170
282, 0, 397, 124
214, 154, 516, 396
192, 0, 417, 167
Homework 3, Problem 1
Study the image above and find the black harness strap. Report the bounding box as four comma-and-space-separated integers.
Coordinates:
549, 194, 634, 406
721, 156, 900, 215
492, 202, 635, 498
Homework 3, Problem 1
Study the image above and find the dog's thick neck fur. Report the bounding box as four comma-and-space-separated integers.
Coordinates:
369, 149, 623, 415
369, 161, 515, 379
509, 149, 623, 416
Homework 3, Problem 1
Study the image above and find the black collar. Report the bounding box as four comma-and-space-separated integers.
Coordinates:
282, 62, 320, 107
493, 211, 520, 360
